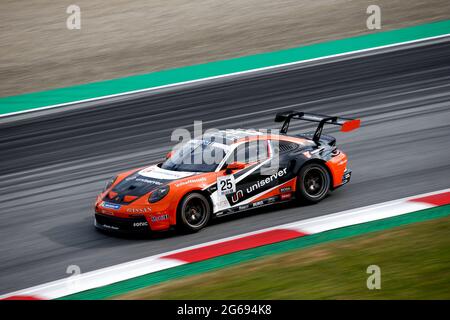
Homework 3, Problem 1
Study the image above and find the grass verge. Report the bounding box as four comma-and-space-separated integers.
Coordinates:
116, 216, 450, 299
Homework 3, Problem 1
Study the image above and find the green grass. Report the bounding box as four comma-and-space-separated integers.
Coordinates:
117, 216, 450, 299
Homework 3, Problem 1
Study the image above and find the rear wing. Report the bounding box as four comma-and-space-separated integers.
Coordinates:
274, 111, 360, 143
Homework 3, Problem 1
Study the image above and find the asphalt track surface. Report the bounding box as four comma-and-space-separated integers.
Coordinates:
1, 38, 450, 294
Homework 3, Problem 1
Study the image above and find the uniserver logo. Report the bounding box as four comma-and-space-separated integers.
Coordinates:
246, 168, 288, 193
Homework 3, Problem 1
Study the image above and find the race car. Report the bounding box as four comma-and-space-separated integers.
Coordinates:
94, 111, 360, 233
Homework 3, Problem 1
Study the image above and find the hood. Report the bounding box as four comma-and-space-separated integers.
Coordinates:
106, 165, 199, 204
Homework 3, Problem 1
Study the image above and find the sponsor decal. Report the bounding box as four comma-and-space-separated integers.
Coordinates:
151, 214, 169, 222
342, 171, 351, 184
217, 175, 236, 195
101, 202, 121, 210
175, 177, 207, 188
280, 193, 292, 200
280, 186, 292, 193
238, 204, 250, 210
101, 210, 114, 216
132, 221, 149, 227
126, 207, 152, 214
135, 178, 162, 185
231, 190, 244, 203
246, 168, 288, 194
216, 198, 229, 209
101, 224, 119, 230
253, 200, 264, 207
139, 165, 195, 180
266, 196, 277, 203
126, 174, 162, 185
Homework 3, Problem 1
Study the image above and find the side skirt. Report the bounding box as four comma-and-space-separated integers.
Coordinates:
213, 195, 295, 218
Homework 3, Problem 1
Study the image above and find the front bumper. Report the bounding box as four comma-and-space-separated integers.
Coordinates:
332, 168, 351, 190
342, 169, 351, 185
94, 213, 151, 233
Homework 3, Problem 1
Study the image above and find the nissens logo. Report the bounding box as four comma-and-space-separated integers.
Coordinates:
127, 207, 152, 214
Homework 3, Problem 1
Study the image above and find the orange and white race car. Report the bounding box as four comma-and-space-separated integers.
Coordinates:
94, 111, 360, 234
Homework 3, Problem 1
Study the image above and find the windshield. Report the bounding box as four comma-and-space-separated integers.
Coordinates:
161, 140, 229, 172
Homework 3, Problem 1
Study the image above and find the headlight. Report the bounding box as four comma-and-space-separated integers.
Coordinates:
103, 176, 117, 192
149, 185, 170, 203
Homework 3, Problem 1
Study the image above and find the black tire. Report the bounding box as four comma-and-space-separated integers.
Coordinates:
296, 163, 331, 203
177, 192, 211, 233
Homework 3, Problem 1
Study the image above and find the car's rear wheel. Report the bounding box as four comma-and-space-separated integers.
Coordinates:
177, 192, 211, 233
296, 163, 331, 203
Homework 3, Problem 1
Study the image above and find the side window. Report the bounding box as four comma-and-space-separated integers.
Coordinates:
226, 140, 268, 164
246, 140, 268, 163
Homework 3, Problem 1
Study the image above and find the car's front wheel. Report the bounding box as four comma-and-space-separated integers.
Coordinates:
296, 163, 331, 203
177, 192, 211, 233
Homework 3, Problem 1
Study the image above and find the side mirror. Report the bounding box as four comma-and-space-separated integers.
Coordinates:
166, 151, 174, 159
225, 161, 245, 174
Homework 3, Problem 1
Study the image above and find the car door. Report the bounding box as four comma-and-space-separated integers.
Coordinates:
223, 139, 274, 207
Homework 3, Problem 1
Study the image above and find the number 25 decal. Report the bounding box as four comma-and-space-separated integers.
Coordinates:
217, 175, 236, 195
